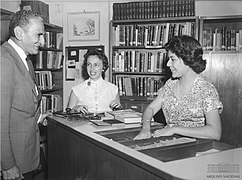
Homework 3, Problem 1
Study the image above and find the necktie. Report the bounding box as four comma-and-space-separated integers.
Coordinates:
26, 56, 36, 82
26, 56, 42, 105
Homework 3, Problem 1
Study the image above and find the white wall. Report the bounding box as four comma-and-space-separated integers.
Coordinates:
0, 0, 21, 12
43, 0, 111, 108
196, 1, 242, 16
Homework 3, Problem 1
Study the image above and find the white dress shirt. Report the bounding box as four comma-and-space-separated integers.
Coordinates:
72, 78, 118, 113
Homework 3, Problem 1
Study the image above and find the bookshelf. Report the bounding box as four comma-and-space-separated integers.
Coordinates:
110, 7, 199, 112
32, 22, 64, 113
0, 8, 64, 113
0, 8, 14, 44
199, 15, 242, 146
199, 15, 242, 52
112, 0, 195, 20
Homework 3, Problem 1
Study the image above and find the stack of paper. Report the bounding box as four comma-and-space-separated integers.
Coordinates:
106, 109, 142, 124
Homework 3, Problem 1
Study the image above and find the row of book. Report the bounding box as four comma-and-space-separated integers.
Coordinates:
35, 71, 63, 91
113, 0, 195, 20
21, 0, 49, 23
35, 51, 63, 69
113, 76, 165, 97
35, 71, 53, 90
44, 32, 63, 50
112, 50, 167, 73
41, 94, 62, 113
202, 28, 242, 51
113, 22, 195, 47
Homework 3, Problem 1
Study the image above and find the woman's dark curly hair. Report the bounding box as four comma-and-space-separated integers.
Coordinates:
165, 35, 206, 74
82, 49, 108, 79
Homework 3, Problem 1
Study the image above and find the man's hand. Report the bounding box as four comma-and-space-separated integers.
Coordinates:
38, 110, 52, 126
2, 166, 24, 180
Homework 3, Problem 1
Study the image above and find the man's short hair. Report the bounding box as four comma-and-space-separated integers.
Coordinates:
9, 10, 43, 37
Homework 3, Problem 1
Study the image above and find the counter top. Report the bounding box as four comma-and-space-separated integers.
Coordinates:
47, 115, 242, 180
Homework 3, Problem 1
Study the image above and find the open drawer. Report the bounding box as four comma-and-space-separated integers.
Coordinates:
96, 127, 234, 162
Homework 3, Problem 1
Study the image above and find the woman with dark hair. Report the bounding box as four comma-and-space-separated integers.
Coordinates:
135, 35, 223, 140
82, 48, 109, 79
67, 49, 121, 114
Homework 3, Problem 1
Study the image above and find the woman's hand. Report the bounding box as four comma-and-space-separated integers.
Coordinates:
152, 126, 175, 137
109, 100, 122, 110
2, 165, 24, 180
72, 105, 89, 114
134, 128, 152, 140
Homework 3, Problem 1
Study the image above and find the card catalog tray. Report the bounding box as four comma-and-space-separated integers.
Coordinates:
96, 127, 233, 162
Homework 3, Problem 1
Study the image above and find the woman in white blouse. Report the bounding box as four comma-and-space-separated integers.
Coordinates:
67, 49, 121, 114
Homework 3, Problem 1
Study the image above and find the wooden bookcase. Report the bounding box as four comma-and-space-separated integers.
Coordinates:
0, 8, 64, 113
109, 16, 199, 113
0, 8, 14, 44
32, 23, 63, 174
32, 23, 64, 113
199, 15, 242, 146
199, 15, 242, 52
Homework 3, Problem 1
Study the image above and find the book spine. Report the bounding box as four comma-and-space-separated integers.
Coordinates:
230, 29, 236, 51
227, 30, 231, 51
239, 30, 242, 50
221, 27, 227, 51
216, 32, 222, 51
235, 31, 240, 51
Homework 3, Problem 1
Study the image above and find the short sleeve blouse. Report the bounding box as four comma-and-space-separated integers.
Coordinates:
72, 78, 118, 113
158, 76, 223, 127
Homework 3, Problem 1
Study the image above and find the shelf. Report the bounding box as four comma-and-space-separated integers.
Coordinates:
199, 15, 242, 21
35, 68, 63, 72
112, 46, 166, 50
0, 8, 14, 20
112, 71, 168, 76
41, 87, 63, 93
204, 50, 242, 54
112, 16, 198, 25
44, 22, 63, 33
40, 47, 63, 52
120, 96, 154, 101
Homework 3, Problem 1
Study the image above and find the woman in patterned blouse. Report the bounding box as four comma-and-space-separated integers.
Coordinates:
135, 35, 223, 140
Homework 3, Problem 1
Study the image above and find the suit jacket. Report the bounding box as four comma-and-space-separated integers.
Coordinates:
1, 41, 41, 173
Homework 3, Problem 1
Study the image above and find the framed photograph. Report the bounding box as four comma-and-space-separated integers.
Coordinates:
67, 11, 100, 41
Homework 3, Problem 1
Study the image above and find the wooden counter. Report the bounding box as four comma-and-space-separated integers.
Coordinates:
47, 115, 242, 180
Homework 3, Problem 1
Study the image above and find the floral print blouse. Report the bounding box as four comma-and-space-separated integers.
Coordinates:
158, 76, 223, 127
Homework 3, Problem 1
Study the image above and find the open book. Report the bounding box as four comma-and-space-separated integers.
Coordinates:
105, 109, 142, 124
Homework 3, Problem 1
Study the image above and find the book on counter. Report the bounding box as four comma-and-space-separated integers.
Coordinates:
106, 109, 142, 124
90, 119, 125, 126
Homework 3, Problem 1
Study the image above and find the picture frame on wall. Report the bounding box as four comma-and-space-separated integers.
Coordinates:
67, 11, 100, 41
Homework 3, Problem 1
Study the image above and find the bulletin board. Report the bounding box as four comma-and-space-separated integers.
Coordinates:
65, 45, 105, 81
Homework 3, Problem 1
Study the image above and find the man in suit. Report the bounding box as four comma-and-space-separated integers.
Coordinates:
1, 10, 45, 180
